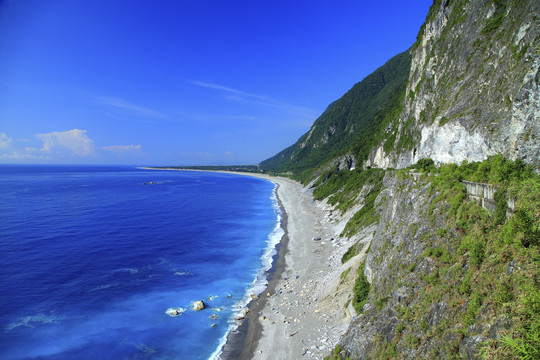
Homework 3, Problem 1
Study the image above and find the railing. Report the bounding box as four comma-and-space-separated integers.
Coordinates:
461, 180, 515, 216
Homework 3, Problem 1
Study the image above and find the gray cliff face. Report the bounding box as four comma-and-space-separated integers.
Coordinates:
339, 172, 509, 359
365, 0, 540, 170
340, 172, 443, 359
306, 2, 539, 359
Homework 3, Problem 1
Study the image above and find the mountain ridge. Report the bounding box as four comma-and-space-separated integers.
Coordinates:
260, 0, 539, 180
260, 50, 411, 180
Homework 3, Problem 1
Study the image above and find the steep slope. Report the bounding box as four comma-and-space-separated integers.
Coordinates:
261, 0, 539, 180
367, 0, 540, 170
321, 158, 538, 359
256, 1, 540, 359
260, 50, 411, 180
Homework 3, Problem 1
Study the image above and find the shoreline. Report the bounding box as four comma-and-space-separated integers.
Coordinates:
219, 185, 289, 360
142, 168, 356, 359
143, 167, 292, 358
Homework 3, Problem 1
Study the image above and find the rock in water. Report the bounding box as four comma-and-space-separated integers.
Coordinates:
193, 300, 205, 311
165, 307, 184, 317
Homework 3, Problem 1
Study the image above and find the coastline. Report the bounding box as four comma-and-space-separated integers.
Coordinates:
142, 168, 358, 359
218, 185, 289, 360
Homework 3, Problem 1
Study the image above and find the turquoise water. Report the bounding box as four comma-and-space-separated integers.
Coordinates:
0, 165, 282, 359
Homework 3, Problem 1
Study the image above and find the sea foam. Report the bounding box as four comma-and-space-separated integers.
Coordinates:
210, 184, 284, 360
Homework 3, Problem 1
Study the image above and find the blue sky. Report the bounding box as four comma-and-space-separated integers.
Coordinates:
0, 0, 432, 165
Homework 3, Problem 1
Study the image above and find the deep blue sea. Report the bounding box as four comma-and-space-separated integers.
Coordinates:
0, 165, 283, 360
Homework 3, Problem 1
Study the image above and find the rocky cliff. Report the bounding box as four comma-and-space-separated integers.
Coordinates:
258, 1, 539, 359
365, 0, 539, 170
261, 0, 539, 177
321, 157, 538, 359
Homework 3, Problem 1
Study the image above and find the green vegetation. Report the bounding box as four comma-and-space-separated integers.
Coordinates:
339, 267, 351, 283
406, 334, 420, 348
313, 168, 385, 213
324, 345, 352, 360
311, 168, 385, 238
352, 261, 371, 314
415, 157, 540, 359
260, 51, 411, 183
481, 0, 508, 35
410, 158, 435, 172
153, 165, 263, 173
341, 241, 361, 264
372, 335, 398, 358
330, 157, 537, 359
341, 174, 384, 237
412, 0, 444, 51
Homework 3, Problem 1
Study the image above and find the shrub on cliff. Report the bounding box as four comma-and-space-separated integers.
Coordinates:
352, 262, 371, 314
426, 158, 539, 359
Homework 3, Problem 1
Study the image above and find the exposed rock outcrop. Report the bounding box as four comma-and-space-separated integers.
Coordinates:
364, 0, 540, 170
339, 171, 514, 359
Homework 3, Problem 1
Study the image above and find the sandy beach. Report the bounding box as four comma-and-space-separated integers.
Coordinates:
143, 168, 366, 359
219, 172, 368, 360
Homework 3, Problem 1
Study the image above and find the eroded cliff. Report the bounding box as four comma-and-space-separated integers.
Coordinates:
365, 0, 539, 169
322, 157, 538, 359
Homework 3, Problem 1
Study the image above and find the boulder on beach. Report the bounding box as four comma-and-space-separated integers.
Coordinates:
193, 300, 205, 311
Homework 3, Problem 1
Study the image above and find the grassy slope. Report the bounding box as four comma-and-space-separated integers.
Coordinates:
322, 157, 539, 359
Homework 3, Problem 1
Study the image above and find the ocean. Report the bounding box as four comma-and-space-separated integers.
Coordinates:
0, 165, 283, 360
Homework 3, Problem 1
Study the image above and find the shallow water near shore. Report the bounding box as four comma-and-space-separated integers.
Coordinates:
0, 165, 281, 360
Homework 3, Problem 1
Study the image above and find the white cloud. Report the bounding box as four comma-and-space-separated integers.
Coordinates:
36, 129, 95, 156
0, 133, 46, 161
188, 81, 253, 97
188, 80, 318, 119
0, 150, 47, 160
94, 96, 168, 120
0, 132, 13, 148
101, 144, 141, 153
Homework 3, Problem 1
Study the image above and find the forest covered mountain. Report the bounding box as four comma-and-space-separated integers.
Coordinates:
260, 50, 411, 179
